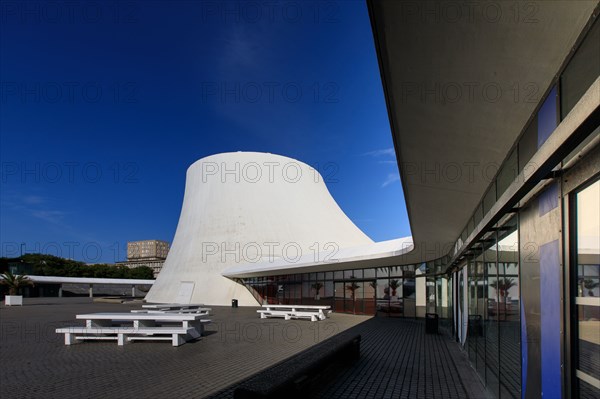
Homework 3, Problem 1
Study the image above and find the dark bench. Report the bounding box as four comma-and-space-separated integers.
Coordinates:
233, 332, 361, 399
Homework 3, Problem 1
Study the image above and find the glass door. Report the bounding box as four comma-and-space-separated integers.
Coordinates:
572, 179, 600, 398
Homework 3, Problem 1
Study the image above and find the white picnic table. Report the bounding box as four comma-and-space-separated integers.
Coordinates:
142, 304, 205, 310
56, 312, 211, 346
258, 304, 332, 321
76, 312, 208, 329
131, 307, 212, 315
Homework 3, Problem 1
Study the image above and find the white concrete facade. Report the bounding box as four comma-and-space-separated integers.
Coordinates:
145, 152, 375, 306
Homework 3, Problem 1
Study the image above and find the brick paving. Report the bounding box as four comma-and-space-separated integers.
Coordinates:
311, 317, 490, 399
1, 298, 489, 399
209, 316, 490, 399
0, 298, 368, 399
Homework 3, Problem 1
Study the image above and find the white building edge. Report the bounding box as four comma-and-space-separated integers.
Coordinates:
145, 151, 414, 306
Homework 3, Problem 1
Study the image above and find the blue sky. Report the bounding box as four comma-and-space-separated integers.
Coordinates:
0, 1, 409, 263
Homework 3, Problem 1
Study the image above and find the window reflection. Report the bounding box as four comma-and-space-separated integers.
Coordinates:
497, 220, 520, 398
576, 180, 600, 396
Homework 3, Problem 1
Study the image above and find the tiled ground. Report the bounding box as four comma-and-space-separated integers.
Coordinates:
209, 317, 490, 399
0, 298, 368, 399
1, 298, 489, 399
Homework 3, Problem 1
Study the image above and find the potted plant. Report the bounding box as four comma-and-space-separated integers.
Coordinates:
389, 279, 400, 300
1, 271, 34, 306
494, 278, 516, 304
311, 282, 323, 300
345, 280, 361, 314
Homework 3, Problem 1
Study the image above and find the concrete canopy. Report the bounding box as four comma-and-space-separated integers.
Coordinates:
368, 0, 598, 261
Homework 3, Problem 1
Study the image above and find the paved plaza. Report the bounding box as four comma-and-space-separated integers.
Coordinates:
0, 298, 488, 398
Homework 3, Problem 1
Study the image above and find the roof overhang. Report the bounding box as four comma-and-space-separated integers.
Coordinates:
1, 275, 155, 285
367, 0, 599, 262
222, 237, 413, 278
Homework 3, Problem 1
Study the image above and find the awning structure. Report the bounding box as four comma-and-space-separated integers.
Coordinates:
222, 237, 414, 278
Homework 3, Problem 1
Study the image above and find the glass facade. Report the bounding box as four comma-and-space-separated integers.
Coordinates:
242, 265, 422, 317
574, 179, 600, 399
460, 217, 521, 398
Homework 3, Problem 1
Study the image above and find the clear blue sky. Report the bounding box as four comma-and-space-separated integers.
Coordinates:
0, 1, 410, 263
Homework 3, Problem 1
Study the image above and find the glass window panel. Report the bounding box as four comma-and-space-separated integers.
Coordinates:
323, 281, 333, 299
497, 219, 520, 397
575, 180, 600, 395
497, 149, 518, 198
354, 269, 363, 279
334, 271, 343, 280
485, 231, 500, 396
561, 18, 600, 118
364, 268, 376, 279
483, 186, 496, 215
468, 217, 475, 236
537, 86, 558, 148
474, 202, 484, 227
325, 272, 333, 281
376, 278, 390, 316
518, 117, 538, 173
578, 305, 600, 381
393, 266, 405, 277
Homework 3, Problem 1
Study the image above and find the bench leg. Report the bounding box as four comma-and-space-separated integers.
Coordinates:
118, 333, 127, 346
172, 334, 185, 347
285, 314, 291, 320
260, 313, 267, 319
64, 332, 74, 345
311, 315, 317, 322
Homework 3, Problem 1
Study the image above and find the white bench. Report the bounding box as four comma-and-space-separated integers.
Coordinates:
56, 326, 198, 347
258, 305, 331, 321
257, 310, 319, 321
142, 304, 205, 310
56, 312, 211, 346
131, 308, 211, 315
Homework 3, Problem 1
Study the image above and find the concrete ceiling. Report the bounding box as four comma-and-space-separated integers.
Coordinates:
369, 0, 598, 261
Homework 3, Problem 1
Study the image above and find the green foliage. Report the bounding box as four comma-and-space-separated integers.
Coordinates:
345, 281, 361, 299
0, 270, 34, 295
311, 282, 323, 292
0, 254, 154, 280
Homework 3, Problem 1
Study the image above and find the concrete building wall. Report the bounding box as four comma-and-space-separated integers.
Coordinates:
145, 152, 373, 306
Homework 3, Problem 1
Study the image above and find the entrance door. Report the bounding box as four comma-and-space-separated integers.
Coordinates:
334, 279, 376, 315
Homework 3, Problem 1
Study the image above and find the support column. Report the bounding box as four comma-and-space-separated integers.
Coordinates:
58, 285, 63, 298
131, 285, 136, 297
89, 284, 93, 298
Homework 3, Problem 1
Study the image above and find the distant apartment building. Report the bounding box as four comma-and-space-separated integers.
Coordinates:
118, 240, 170, 277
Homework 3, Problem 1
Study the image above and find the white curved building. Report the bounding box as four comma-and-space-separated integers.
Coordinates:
145, 152, 380, 305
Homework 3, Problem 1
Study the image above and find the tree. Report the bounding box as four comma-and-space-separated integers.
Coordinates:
345, 281, 360, 300
311, 282, 323, 300
581, 279, 600, 296
389, 279, 400, 297
0, 271, 34, 295
493, 277, 517, 302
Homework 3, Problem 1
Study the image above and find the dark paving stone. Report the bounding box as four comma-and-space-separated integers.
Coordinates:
0, 298, 368, 399
209, 316, 490, 399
